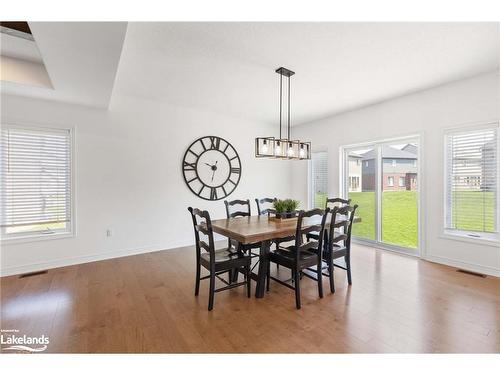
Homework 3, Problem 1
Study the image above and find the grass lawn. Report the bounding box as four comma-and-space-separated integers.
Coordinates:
316, 190, 494, 250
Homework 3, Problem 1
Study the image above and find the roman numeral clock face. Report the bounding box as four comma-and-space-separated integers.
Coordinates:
182, 136, 241, 201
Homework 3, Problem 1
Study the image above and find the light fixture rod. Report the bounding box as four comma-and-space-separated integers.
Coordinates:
254, 67, 310, 160
287, 75, 291, 140
279, 72, 282, 139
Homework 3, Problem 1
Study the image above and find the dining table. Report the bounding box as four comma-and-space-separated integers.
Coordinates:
210, 214, 361, 298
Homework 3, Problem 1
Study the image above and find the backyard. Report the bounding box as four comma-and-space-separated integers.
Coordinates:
315, 190, 494, 249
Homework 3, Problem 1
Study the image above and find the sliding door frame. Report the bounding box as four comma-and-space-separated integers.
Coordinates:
339, 133, 424, 257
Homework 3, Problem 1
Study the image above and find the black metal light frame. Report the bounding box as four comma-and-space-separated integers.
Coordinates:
255, 67, 311, 160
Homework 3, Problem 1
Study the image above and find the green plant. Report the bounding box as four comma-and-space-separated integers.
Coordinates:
273, 199, 287, 213
273, 199, 300, 213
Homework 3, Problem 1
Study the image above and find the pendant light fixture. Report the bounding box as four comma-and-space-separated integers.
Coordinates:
255, 67, 311, 160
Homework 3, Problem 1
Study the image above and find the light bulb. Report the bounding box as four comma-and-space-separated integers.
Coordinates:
299, 147, 305, 158
287, 146, 294, 157
275, 142, 281, 154
262, 142, 268, 153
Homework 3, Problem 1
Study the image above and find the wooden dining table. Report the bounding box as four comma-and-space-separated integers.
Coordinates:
210, 215, 303, 298
210, 214, 360, 298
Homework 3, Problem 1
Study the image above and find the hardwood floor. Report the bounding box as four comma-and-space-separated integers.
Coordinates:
1, 243, 499, 353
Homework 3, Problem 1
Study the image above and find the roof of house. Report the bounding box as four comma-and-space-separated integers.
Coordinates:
402, 143, 418, 154
362, 145, 417, 160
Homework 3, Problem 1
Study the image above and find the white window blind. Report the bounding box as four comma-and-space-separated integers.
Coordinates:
311, 152, 328, 209
1, 126, 72, 239
445, 125, 498, 235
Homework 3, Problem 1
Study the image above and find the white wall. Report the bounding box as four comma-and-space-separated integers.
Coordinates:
291, 71, 500, 276
0, 93, 293, 276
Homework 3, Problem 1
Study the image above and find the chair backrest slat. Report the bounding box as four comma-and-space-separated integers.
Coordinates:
188, 207, 216, 264
328, 204, 358, 251
224, 199, 251, 218
255, 197, 277, 215
293, 208, 329, 264
325, 197, 351, 210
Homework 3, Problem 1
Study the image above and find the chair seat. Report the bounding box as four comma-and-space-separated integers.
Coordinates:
230, 239, 261, 251
270, 246, 319, 269
322, 243, 347, 260
274, 235, 295, 245
306, 231, 320, 240
240, 241, 262, 250
201, 247, 251, 271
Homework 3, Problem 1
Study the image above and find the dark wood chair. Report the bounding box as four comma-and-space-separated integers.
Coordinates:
224, 199, 262, 253
267, 208, 329, 309
255, 197, 276, 215
188, 207, 251, 311
224, 199, 262, 280
307, 197, 352, 242
308, 204, 358, 293
255, 197, 295, 276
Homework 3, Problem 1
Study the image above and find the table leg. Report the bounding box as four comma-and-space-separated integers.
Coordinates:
255, 239, 271, 298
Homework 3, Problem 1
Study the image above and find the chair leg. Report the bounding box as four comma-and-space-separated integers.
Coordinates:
227, 270, 233, 284
346, 255, 352, 285
294, 270, 301, 309
195, 259, 201, 296
317, 259, 323, 299
231, 267, 239, 283
328, 258, 335, 293
208, 272, 215, 311
246, 264, 251, 298
266, 265, 270, 291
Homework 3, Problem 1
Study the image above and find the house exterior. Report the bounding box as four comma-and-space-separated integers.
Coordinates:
361, 145, 418, 191
347, 154, 363, 192
481, 140, 495, 191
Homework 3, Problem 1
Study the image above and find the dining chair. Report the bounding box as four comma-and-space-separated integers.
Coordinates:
224, 199, 262, 280
307, 204, 358, 293
306, 197, 352, 242
267, 208, 329, 309
188, 207, 251, 311
255, 197, 276, 215
255, 197, 295, 276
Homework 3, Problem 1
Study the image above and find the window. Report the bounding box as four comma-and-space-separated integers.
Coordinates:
445, 124, 498, 240
392, 159, 396, 167
1, 125, 73, 240
349, 176, 360, 191
310, 152, 327, 208
343, 136, 420, 252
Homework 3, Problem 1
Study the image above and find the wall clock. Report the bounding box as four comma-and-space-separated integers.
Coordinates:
182, 136, 241, 201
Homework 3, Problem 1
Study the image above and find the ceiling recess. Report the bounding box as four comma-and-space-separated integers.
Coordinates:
0, 21, 34, 41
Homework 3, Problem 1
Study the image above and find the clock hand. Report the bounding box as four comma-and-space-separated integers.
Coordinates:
204, 162, 213, 167
211, 169, 216, 182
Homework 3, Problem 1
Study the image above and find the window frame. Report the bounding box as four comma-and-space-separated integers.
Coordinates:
1, 123, 76, 244
339, 133, 422, 257
442, 121, 500, 244
308, 150, 328, 209
387, 176, 394, 187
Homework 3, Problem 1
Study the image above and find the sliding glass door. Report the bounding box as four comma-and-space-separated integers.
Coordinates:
343, 137, 420, 254
346, 147, 377, 241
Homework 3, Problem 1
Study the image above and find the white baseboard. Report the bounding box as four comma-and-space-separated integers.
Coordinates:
0, 243, 181, 277
424, 254, 500, 278
0, 239, 230, 278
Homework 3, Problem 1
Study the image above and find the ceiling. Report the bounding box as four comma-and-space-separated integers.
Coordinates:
114, 22, 499, 126
2, 22, 499, 124
1, 22, 127, 108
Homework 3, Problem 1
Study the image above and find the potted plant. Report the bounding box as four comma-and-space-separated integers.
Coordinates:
273, 199, 300, 219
